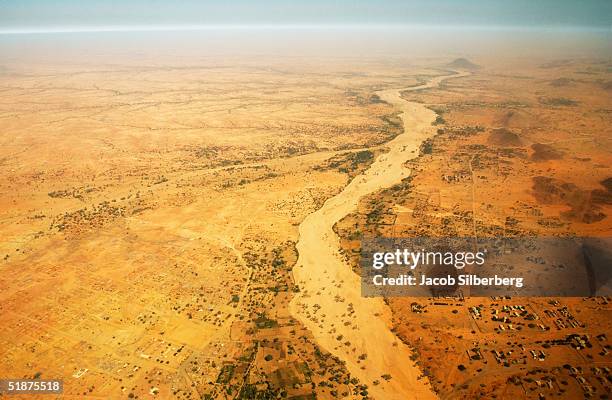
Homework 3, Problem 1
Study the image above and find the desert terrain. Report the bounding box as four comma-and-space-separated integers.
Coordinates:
335, 58, 612, 399
0, 55, 437, 399
290, 72, 469, 400
0, 40, 610, 400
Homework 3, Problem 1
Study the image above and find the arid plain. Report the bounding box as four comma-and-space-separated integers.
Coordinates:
1, 51, 611, 400
0, 56, 427, 399
335, 58, 612, 399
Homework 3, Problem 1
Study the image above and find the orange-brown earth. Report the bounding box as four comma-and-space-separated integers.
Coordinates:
335, 58, 612, 399
1, 53, 610, 400
0, 56, 438, 399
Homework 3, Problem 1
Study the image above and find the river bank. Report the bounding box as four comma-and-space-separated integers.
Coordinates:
290, 71, 467, 400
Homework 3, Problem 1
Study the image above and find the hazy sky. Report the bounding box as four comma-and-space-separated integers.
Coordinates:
0, 0, 610, 33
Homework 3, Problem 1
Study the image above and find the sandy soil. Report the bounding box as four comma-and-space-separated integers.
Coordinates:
0, 58, 422, 399
291, 71, 468, 399
333, 58, 612, 399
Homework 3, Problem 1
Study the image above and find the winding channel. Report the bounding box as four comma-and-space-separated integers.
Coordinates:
290, 71, 467, 399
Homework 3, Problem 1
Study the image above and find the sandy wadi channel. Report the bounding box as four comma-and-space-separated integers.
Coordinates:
290, 72, 468, 400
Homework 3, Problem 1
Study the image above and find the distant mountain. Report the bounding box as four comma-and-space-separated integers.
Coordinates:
447, 58, 481, 70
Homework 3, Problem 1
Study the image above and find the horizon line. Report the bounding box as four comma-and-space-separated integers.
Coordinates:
1, 23, 610, 35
